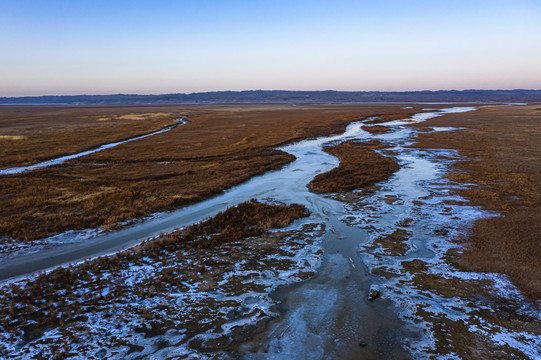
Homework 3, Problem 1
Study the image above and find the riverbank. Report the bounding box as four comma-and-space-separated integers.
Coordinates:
0, 201, 323, 358
0, 105, 422, 244
309, 140, 398, 193
0, 117, 188, 176
0, 107, 178, 168
411, 104, 541, 299
2, 104, 539, 359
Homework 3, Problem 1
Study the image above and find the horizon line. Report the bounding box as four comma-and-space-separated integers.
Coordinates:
2, 88, 541, 99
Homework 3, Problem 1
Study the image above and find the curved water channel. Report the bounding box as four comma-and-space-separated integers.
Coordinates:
0, 107, 473, 282
2, 106, 499, 359
0, 117, 188, 176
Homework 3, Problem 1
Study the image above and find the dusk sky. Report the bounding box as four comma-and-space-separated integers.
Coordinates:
1, 0, 540, 96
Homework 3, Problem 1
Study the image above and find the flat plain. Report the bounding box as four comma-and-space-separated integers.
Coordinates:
0, 104, 421, 241
0, 103, 539, 359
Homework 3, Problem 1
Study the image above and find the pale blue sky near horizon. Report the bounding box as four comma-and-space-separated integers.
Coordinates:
1, 0, 540, 96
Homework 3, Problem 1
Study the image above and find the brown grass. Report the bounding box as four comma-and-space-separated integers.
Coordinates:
0, 106, 179, 168
412, 104, 541, 299
0, 200, 308, 332
361, 125, 391, 134
309, 140, 399, 193
0, 105, 420, 241
0, 150, 294, 241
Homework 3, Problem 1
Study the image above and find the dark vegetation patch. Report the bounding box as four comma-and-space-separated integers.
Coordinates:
309, 140, 399, 193
361, 125, 391, 134
0, 200, 311, 357
373, 229, 411, 256
412, 104, 541, 299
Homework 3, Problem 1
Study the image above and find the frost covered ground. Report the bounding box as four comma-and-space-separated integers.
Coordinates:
0, 211, 166, 263
341, 119, 541, 358
1, 107, 539, 359
0, 202, 324, 359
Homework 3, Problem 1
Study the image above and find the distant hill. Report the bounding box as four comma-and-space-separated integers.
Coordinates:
1, 90, 540, 105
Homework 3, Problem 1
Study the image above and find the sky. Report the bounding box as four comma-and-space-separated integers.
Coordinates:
1, 0, 540, 96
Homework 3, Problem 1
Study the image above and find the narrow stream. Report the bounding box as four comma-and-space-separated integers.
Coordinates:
0, 117, 370, 280
0, 117, 188, 176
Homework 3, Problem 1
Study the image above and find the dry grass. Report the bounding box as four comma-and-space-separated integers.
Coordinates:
361, 125, 391, 134
412, 104, 541, 299
0, 200, 308, 332
0, 105, 420, 241
0, 151, 294, 241
0, 106, 179, 168
309, 140, 399, 193
97, 112, 172, 121
0, 135, 28, 140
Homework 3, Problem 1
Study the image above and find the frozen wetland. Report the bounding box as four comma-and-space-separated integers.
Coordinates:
1, 107, 539, 359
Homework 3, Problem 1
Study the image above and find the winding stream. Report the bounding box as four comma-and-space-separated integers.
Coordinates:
2, 106, 538, 359
0, 108, 467, 281
0, 117, 188, 176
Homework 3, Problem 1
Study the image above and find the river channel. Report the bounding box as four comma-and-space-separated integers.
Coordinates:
8, 106, 539, 359
0, 108, 471, 282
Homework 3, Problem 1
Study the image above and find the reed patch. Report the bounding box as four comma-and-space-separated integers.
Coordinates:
309, 140, 399, 193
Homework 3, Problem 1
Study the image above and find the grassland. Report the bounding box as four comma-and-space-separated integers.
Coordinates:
2, 103, 540, 358
309, 140, 399, 193
412, 104, 541, 299
0, 104, 421, 242
0, 106, 180, 168
0, 200, 319, 358
361, 125, 392, 134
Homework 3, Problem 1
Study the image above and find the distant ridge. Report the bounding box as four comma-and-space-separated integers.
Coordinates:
1, 90, 541, 105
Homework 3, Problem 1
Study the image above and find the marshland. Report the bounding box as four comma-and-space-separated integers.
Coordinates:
3, 0, 541, 357
1, 103, 540, 359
